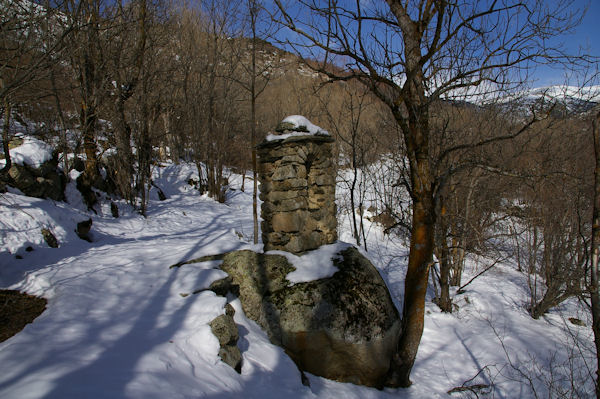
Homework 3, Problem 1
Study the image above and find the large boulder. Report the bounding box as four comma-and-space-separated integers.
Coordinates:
5, 155, 66, 201
211, 246, 401, 388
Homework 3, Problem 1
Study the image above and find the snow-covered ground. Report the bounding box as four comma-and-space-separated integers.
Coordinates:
0, 161, 595, 398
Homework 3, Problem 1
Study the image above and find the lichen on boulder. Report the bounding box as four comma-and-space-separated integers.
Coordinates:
6, 157, 66, 201
211, 246, 401, 388
209, 304, 242, 373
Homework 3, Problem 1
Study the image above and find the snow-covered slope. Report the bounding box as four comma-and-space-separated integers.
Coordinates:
0, 162, 595, 398
499, 85, 600, 113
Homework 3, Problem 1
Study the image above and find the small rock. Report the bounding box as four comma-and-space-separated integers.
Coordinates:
569, 317, 586, 327
110, 202, 119, 219
225, 303, 235, 317
210, 313, 239, 346
76, 218, 93, 242
76, 174, 97, 210
110, 202, 119, 218
41, 228, 58, 248
209, 276, 239, 297
25, 246, 33, 252
72, 157, 85, 172
209, 308, 242, 373
218, 346, 242, 374
300, 370, 311, 387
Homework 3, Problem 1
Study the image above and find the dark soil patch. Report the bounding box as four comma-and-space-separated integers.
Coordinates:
0, 290, 47, 343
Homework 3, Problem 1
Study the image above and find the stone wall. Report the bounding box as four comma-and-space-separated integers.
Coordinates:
258, 134, 337, 253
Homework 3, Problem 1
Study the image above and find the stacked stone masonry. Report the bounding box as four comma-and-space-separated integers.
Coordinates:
257, 135, 337, 253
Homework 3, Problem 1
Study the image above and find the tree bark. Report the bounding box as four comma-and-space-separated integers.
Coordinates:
388, 8, 436, 384
389, 183, 435, 387
250, 1, 259, 245
388, 92, 435, 386
1, 98, 12, 174
77, 1, 101, 183
590, 109, 600, 399
436, 204, 452, 312
113, 94, 135, 201
49, 68, 70, 173
81, 102, 99, 180
350, 134, 360, 246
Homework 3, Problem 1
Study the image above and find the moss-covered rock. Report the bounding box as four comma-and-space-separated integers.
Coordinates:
209, 304, 242, 373
217, 250, 294, 339
7, 160, 66, 201
213, 246, 401, 388
41, 228, 58, 248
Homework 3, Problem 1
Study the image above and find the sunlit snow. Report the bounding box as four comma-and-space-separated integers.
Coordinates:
0, 135, 53, 168
265, 115, 329, 142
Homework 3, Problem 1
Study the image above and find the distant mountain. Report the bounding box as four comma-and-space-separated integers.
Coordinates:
498, 85, 600, 114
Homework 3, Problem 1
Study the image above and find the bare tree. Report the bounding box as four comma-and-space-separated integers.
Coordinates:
272, 0, 590, 386
0, 0, 74, 174
231, 0, 278, 243
103, 0, 148, 204
169, 0, 244, 202
321, 83, 378, 247
61, 0, 110, 187
591, 107, 600, 398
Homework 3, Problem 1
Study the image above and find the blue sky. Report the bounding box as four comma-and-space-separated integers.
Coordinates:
536, 0, 600, 86
269, 0, 599, 88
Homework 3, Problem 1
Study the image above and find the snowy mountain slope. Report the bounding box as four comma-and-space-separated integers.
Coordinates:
0, 161, 595, 398
497, 85, 600, 113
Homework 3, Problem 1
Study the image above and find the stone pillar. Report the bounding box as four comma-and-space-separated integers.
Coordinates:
257, 124, 337, 253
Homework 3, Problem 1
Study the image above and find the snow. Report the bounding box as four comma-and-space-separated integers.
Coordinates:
265, 115, 329, 142
0, 160, 596, 398
0, 135, 53, 168
498, 84, 600, 106
268, 241, 352, 284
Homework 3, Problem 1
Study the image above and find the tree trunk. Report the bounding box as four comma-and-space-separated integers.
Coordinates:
250, 2, 259, 245
252, 148, 259, 243
81, 103, 99, 181
350, 147, 360, 246
530, 288, 569, 320
137, 106, 152, 216
114, 94, 134, 202
451, 173, 478, 286
49, 68, 70, 172
387, 95, 435, 386
387, 15, 436, 382
78, 2, 101, 184
450, 234, 464, 286
590, 109, 600, 399
1, 99, 12, 175
436, 204, 452, 313
390, 188, 435, 387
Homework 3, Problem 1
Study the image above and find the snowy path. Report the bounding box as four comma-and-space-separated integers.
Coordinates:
1, 170, 253, 398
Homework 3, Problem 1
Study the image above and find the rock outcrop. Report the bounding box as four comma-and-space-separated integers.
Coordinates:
5, 154, 66, 201
211, 246, 401, 388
